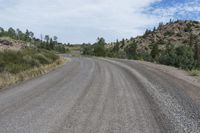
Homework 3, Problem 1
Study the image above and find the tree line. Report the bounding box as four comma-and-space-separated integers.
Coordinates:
81, 36, 200, 70
0, 27, 68, 53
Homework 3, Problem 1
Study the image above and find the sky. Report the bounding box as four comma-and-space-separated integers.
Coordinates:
0, 0, 200, 44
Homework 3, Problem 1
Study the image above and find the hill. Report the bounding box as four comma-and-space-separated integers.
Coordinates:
81, 20, 200, 70
0, 27, 68, 53
132, 20, 200, 52
0, 27, 68, 88
0, 37, 32, 51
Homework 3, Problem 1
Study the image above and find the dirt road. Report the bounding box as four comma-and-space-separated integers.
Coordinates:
0, 57, 200, 133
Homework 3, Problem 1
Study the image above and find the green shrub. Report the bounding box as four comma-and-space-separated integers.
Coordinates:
5, 63, 30, 74
176, 33, 182, 37
0, 48, 59, 74
34, 54, 51, 64
81, 44, 94, 56
159, 45, 197, 70
125, 41, 137, 59
93, 38, 106, 57
164, 31, 174, 36
138, 52, 153, 62
150, 43, 159, 59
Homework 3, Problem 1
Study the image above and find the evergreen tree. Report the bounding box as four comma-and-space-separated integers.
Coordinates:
44, 35, 50, 43
81, 43, 93, 55
151, 43, 159, 59
158, 22, 164, 28
113, 39, 120, 53
53, 36, 58, 42
153, 27, 156, 32
29, 31, 34, 41
0, 27, 4, 37
93, 37, 106, 57
121, 38, 125, 48
24, 30, 30, 41
0, 27, 4, 33
16, 29, 23, 40
8, 27, 16, 39
125, 41, 137, 59
49, 38, 54, 49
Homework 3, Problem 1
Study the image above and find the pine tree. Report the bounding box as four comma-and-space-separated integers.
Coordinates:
8, 27, 16, 39
113, 39, 120, 53
125, 41, 137, 59
93, 37, 106, 57
151, 43, 159, 59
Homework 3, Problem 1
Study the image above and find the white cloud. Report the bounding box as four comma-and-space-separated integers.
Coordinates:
149, 0, 200, 19
0, 0, 177, 43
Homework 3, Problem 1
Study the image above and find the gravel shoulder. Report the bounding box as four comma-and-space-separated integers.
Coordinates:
135, 60, 200, 104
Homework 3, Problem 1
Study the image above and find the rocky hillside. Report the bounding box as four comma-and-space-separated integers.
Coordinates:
81, 20, 200, 69
131, 20, 200, 52
0, 37, 31, 51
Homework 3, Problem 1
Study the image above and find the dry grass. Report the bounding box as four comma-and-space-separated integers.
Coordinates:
189, 70, 200, 76
65, 45, 81, 51
0, 57, 66, 89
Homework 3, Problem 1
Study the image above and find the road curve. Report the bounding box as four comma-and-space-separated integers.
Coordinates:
0, 57, 200, 133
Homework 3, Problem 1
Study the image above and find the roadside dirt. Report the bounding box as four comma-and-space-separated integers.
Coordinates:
137, 60, 200, 104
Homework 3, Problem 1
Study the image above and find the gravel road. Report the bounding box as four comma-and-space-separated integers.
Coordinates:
0, 57, 200, 133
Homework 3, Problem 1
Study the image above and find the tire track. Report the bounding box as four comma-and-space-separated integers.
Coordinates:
1, 57, 200, 133
103, 58, 200, 132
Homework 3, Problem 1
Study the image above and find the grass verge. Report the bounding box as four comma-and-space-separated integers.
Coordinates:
0, 48, 67, 89
189, 70, 200, 76
0, 57, 66, 89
